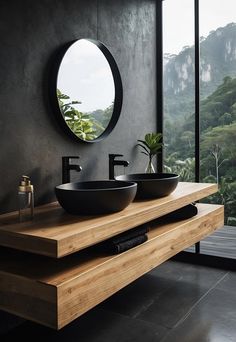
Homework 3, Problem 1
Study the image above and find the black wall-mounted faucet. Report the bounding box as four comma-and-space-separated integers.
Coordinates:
109, 154, 129, 180
62, 156, 82, 184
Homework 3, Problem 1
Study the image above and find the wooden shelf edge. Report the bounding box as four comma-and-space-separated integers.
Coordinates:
0, 203, 224, 329
0, 182, 219, 258
57, 203, 224, 328
57, 183, 218, 257
0, 271, 57, 329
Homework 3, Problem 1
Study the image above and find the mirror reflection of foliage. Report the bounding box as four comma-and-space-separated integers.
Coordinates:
88, 102, 114, 137
57, 89, 114, 141
57, 89, 98, 141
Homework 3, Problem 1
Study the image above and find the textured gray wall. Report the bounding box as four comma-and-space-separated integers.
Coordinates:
0, 0, 156, 215
0, 0, 156, 332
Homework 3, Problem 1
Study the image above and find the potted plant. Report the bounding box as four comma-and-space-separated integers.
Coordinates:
116, 132, 179, 199
137, 133, 163, 173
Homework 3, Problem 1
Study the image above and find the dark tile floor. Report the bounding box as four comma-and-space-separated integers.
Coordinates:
1, 260, 236, 341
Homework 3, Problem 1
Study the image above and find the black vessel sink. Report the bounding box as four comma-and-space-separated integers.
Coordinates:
116, 173, 179, 199
55, 180, 137, 215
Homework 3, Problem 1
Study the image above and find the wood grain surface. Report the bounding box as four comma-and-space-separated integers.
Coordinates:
0, 203, 224, 329
0, 182, 218, 258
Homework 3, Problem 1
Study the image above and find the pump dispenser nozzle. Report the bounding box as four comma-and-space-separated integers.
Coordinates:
18, 175, 34, 192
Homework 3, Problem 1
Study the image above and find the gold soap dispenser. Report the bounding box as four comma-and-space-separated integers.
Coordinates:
18, 175, 34, 222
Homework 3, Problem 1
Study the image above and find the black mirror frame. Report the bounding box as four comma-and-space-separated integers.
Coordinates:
51, 39, 123, 143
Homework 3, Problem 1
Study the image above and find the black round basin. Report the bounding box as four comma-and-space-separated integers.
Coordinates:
116, 173, 179, 199
55, 180, 137, 215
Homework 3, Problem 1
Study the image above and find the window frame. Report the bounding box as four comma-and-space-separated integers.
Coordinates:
158, 0, 201, 253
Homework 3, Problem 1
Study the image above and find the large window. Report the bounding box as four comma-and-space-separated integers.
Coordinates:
163, 0, 236, 256
199, 0, 236, 226
163, 0, 195, 182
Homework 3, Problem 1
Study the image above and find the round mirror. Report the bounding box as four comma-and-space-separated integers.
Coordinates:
53, 39, 123, 142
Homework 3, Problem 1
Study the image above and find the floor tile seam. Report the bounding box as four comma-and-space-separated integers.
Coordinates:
132, 281, 180, 320
130, 315, 172, 334
110, 308, 171, 333
132, 299, 155, 319
159, 326, 176, 342
101, 278, 179, 322
172, 271, 229, 329
99, 306, 166, 331
159, 272, 230, 342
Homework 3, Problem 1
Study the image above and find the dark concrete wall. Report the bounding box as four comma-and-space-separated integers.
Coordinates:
0, 0, 156, 332
0, 0, 156, 215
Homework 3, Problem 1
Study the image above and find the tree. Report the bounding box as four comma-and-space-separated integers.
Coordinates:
180, 131, 194, 148
57, 89, 99, 141
210, 144, 228, 184
219, 112, 233, 126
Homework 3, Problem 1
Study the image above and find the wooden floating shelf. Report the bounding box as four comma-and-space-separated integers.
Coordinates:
0, 204, 224, 329
0, 182, 218, 258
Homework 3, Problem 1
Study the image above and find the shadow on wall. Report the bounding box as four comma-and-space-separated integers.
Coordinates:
30, 167, 57, 205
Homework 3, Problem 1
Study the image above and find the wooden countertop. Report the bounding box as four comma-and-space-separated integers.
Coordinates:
0, 182, 218, 258
0, 203, 224, 329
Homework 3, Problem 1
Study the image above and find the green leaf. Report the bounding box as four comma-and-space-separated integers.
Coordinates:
137, 139, 151, 150
137, 143, 150, 154
138, 132, 162, 155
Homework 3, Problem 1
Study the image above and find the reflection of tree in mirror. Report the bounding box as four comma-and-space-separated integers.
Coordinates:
57, 89, 114, 141
57, 89, 97, 140
89, 103, 114, 134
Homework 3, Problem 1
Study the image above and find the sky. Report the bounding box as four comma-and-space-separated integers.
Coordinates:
58, 39, 114, 112
163, 0, 236, 54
